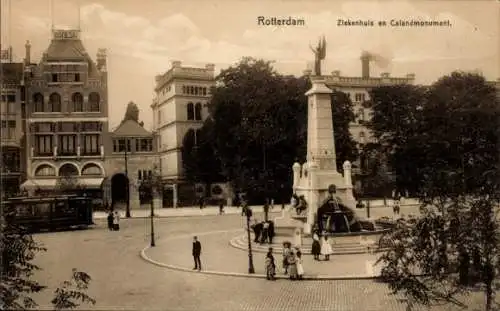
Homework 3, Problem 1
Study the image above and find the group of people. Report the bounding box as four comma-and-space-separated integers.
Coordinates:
265, 242, 304, 281
311, 230, 333, 261
251, 219, 276, 244
106, 210, 121, 231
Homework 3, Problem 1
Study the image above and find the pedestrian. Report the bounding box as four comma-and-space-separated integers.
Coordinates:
198, 197, 204, 210
270, 199, 274, 210
265, 247, 276, 281
282, 242, 291, 274
219, 200, 225, 215
263, 199, 270, 222
192, 236, 202, 271
267, 220, 275, 244
296, 248, 304, 280
112, 210, 120, 231
393, 198, 400, 215
251, 219, 262, 243
107, 209, 114, 230
287, 249, 298, 280
311, 231, 321, 260
261, 221, 269, 244
320, 233, 333, 261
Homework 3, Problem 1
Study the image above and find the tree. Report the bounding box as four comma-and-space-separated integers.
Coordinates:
184, 57, 357, 203
1, 213, 96, 310
366, 84, 427, 195
376, 72, 500, 311
122, 101, 140, 123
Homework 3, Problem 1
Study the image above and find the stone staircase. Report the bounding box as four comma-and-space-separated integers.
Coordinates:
229, 234, 389, 255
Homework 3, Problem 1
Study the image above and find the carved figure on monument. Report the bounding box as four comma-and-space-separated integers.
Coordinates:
309, 36, 326, 76
316, 184, 363, 233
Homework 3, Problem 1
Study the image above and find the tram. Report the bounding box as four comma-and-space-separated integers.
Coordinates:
2, 195, 94, 232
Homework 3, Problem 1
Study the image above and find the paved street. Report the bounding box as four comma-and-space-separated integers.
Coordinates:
30, 211, 486, 311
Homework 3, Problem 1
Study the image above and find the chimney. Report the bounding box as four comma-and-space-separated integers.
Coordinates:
171, 61, 181, 68
25, 41, 31, 64
332, 70, 340, 77
360, 52, 371, 79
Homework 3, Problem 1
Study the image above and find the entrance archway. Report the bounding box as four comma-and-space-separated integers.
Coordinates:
111, 173, 129, 205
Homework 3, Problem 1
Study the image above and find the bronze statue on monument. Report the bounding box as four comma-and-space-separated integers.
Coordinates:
309, 36, 326, 76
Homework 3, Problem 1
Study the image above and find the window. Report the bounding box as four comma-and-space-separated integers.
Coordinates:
34, 122, 53, 133
59, 122, 78, 132
7, 120, 16, 139
113, 139, 131, 152
194, 87, 199, 95
354, 93, 366, 102
190, 86, 194, 94
33, 93, 44, 112
194, 103, 202, 120
6, 94, 15, 102
358, 108, 365, 122
75, 73, 80, 82
202, 87, 207, 96
187, 102, 194, 120
35, 135, 53, 156
138, 170, 142, 180
34, 164, 56, 176
49, 93, 61, 112
59, 135, 77, 155
138, 138, 153, 152
81, 164, 102, 176
51, 74, 58, 82
82, 134, 100, 155
0, 102, 6, 114
81, 122, 102, 132
182, 85, 186, 94
72, 92, 83, 112
88, 92, 100, 112
8, 101, 15, 114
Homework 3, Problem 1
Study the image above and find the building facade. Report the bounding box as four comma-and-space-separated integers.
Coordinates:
20, 29, 109, 197
0, 61, 25, 198
103, 119, 159, 209
151, 61, 215, 206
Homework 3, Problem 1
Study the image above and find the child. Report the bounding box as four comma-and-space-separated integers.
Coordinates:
265, 247, 276, 281
296, 248, 304, 280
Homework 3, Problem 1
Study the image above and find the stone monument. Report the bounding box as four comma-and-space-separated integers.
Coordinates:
274, 37, 361, 237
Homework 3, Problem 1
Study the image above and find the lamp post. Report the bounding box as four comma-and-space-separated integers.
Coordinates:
245, 205, 255, 274
150, 182, 156, 247
124, 140, 131, 218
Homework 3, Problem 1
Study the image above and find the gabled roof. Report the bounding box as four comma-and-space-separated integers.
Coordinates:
44, 39, 88, 60
112, 120, 152, 137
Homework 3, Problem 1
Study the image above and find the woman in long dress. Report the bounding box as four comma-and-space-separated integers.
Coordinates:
282, 242, 291, 274
265, 247, 276, 281
320, 234, 333, 261
295, 248, 304, 280
287, 250, 298, 280
112, 210, 120, 231
311, 231, 321, 261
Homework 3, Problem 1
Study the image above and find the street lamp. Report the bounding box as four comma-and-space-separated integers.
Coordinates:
245, 205, 255, 274
124, 140, 131, 218
150, 182, 156, 247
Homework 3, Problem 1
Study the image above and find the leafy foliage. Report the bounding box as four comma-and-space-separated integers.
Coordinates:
182, 57, 358, 203
52, 269, 96, 310
122, 101, 140, 123
1, 208, 96, 310
374, 72, 500, 311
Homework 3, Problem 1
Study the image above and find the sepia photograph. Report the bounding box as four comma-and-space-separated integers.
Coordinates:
1, 0, 499, 310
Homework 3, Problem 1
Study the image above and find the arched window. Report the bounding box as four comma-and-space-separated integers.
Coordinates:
49, 93, 61, 112
33, 93, 44, 112
194, 103, 202, 121
59, 163, 79, 176
34, 164, 56, 177
187, 102, 194, 120
72, 92, 83, 112
81, 163, 103, 176
88, 92, 100, 112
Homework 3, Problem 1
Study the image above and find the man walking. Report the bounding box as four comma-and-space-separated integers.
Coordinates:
192, 236, 202, 271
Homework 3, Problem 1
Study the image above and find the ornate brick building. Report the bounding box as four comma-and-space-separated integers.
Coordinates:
21, 29, 109, 197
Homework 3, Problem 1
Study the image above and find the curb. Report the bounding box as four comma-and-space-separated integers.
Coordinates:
94, 211, 282, 220
139, 230, 381, 281
228, 235, 387, 256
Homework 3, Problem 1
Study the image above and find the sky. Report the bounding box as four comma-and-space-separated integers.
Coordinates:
1, 0, 499, 129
